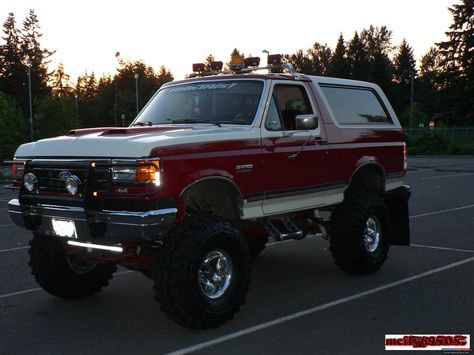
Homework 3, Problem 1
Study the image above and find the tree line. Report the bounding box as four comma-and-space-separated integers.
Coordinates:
0, 9, 174, 160
0, 1, 473, 160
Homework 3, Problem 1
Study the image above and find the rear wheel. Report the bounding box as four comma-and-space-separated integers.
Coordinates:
330, 192, 390, 274
29, 233, 117, 298
155, 216, 251, 329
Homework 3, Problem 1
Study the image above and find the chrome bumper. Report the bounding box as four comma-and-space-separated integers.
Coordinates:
8, 199, 177, 242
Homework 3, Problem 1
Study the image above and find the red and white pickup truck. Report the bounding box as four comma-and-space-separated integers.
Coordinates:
8, 57, 410, 328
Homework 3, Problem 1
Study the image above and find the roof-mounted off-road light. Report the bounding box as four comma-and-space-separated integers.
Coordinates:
244, 57, 260, 67
267, 54, 282, 65
210, 61, 223, 71
192, 63, 205, 73
23, 172, 37, 192
229, 54, 245, 71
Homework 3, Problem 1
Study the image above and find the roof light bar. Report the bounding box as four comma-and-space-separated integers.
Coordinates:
229, 54, 245, 71
188, 53, 299, 79
192, 63, 205, 72
267, 54, 282, 65
210, 61, 223, 71
67, 240, 123, 253
244, 57, 260, 67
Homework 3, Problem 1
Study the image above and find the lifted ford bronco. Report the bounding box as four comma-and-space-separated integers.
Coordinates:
7, 57, 410, 329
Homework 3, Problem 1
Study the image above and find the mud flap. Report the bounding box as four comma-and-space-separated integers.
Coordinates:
383, 185, 411, 246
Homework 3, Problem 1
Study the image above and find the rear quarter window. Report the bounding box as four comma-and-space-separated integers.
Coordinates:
320, 85, 392, 125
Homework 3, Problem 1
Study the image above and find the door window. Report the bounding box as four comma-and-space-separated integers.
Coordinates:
264, 85, 313, 131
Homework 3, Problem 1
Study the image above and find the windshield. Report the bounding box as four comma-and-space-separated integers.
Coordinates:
134, 80, 264, 126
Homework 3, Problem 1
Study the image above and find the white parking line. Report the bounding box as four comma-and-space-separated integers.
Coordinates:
0, 223, 14, 227
411, 244, 474, 253
409, 204, 474, 219
0, 270, 135, 300
166, 256, 474, 355
0, 246, 28, 253
0, 288, 41, 299
421, 172, 474, 180
406, 169, 434, 174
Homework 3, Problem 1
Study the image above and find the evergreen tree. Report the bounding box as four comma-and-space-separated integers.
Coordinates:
111, 60, 173, 126
156, 65, 174, 87
93, 75, 114, 127
0, 13, 25, 101
35, 95, 80, 139
370, 49, 394, 95
307, 42, 332, 75
346, 31, 370, 80
420, 47, 443, 87
393, 39, 417, 114
203, 53, 215, 72
360, 25, 393, 58
51, 62, 72, 97
327, 34, 349, 78
418, 47, 443, 117
0, 92, 27, 159
360, 26, 395, 95
437, 0, 474, 124
283, 49, 312, 73
19, 10, 55, 115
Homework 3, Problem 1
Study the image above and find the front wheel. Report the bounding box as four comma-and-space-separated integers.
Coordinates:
154, 216, 251, 329
330, 192, 390, 274
29, 233, 117, 298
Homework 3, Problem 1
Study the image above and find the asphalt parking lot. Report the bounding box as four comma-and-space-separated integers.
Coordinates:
0, 157, 473, 354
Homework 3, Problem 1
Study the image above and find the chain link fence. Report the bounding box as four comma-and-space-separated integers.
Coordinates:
404, 128, 474, 155
404, 128, 474, 144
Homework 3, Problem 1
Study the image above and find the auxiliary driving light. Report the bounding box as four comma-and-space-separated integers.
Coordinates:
65, 175, 81, 195
23, 172, 38, 192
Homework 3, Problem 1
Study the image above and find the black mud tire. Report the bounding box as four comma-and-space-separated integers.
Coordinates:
247, 234, 269, 259
155, 216, 251, 329
330, 192, 390, 275
29, 233, 117, 298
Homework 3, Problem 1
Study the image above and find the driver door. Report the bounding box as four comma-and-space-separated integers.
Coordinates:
261, 82, 330, 215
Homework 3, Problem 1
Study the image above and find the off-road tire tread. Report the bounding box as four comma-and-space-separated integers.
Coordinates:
29, 233, 117, 298
330, 191, 390, 274
154, 215, 251, 329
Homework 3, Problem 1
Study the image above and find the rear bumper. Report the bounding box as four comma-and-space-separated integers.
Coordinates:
8, 198, 177, 243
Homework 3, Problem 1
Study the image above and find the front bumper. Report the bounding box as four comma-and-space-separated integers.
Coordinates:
8, 198, 177, 243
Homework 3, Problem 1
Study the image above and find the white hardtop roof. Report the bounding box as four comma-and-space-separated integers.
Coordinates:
308, 75, 381, 89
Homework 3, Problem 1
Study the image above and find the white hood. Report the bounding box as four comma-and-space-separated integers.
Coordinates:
14, 125, 256, 158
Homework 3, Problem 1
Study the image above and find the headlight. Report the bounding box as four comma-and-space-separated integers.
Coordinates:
65, 175, 81, 195
111, 159, 160, 186
23, 172, 38, 192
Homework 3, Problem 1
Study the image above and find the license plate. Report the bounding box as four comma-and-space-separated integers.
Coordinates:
52, 218, 77, 238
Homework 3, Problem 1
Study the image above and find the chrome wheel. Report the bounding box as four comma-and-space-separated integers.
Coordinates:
363, 215, 381, 253
198, 249, 233, 299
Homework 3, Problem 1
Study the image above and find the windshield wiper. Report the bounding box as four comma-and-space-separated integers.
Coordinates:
171, 119, 221, 127
132, 121, 153, 127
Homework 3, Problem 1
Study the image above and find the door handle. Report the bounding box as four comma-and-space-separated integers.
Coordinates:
314, 137, 328, 144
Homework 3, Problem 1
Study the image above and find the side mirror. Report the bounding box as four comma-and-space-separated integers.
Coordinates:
295, 114, 318, 130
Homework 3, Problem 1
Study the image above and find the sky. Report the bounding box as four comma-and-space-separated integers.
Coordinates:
0, 0, 457, 81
